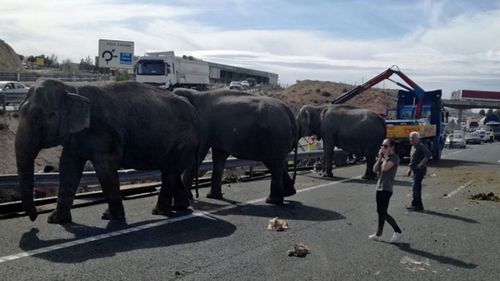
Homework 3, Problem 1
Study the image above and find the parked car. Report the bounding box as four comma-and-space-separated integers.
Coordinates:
477, 130, 490, 142
445, 133, 466, 148
240, 80, 250, 88
229, 81, 243, 90
465, 132, 482, 144
0, 81, 29, 95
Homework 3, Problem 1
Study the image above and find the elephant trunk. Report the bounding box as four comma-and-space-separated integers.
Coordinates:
15, 121, 40, 221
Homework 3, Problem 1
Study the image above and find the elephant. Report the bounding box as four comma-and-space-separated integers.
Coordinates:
297, 104, 386, 179
15, 79, 199, 224
174, 88, 298, 204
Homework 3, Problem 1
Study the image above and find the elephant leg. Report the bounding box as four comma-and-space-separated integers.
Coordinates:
93, 158, 125, 221
48, 149, 86, 224
153, 172, 175, 216
182, 144, 210, 199
322, 141, 335, 178
362, 154, 378, 180
282, 163, 296, 197
207, 148, 229, 199
265, 160, 285, 204
173, 172, 191, 211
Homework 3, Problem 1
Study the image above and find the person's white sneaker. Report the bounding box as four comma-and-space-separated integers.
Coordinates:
390, 232, 402, 243
368, 233, 381, 240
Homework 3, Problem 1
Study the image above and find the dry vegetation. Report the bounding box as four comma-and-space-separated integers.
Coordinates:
265, 80, 398, 115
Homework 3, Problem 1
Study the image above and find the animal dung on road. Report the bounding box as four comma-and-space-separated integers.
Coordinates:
287, 243, 310, 257
469, 192, 500, 202
267, 217, 289, 231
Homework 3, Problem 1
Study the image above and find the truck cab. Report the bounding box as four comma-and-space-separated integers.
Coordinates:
135, 51, 209, 90
135, 52, 177, 88
387, 89, 445, 159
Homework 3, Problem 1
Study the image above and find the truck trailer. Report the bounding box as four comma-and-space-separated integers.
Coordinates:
451, 89, 500, 102
135, 51, 210, 90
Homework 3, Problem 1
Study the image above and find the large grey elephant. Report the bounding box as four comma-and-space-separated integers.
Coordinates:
297, 104, 386, 179
174, 88, 298, 204
15, 79, 199, 224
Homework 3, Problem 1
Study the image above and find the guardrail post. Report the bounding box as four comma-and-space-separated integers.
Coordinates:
1, 93, 5, 112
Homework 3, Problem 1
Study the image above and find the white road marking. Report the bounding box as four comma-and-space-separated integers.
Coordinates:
0, 175, 361, 264
444, 181, 474, 198
442, 150, 463, 157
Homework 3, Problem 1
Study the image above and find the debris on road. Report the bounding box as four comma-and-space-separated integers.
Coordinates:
469, 192, 500, 202
400, 256, 431, 272
267, 217, 289, 231
287, 243, 310, 257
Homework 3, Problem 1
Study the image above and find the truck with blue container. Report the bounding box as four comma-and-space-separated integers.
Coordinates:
332, 66, 446, 160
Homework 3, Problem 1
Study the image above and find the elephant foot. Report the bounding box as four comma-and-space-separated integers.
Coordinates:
172, 204, 190, 211
47, 210, 72, 224
321, 172, 334, 178
283, 187, 297, 197
173, 197, 190, 210
101, 208, 125, 221
362, 174, 377, 180
206, 192, 223, 199
152, 206, 172, 216
265, 196, 284, 205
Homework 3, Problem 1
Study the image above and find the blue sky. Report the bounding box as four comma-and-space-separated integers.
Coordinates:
2, 0, 500, 96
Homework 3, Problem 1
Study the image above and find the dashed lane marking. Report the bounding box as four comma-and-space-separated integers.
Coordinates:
0, 175, 361, 264
444, 180, 474, 198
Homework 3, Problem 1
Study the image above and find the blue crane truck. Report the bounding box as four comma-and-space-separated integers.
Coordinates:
332, 66, 446, 160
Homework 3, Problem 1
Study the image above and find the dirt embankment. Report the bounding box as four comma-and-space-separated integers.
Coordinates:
267, 80, 398, 115
0, 39, 23, 72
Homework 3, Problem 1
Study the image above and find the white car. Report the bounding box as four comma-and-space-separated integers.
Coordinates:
477, 130, 490, 142
240, 80, 250, 88
229, 81, 243, 90
445, 133, 466, 148
0, 81, 29, 95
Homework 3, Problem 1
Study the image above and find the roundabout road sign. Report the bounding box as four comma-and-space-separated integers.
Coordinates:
98, 39, 134, 69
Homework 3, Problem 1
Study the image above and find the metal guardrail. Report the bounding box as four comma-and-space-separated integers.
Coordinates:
1, 92, 26, 111
0, 72, 112, 82
0, 150, 325, 190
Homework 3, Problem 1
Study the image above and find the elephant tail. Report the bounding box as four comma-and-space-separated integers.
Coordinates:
292, 137, 298, 184
194, 147, 199, 198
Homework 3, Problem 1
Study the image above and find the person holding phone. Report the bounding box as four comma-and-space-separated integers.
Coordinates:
369, 138, 403, 243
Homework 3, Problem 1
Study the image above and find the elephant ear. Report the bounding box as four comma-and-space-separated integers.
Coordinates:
60, 91, 90, 138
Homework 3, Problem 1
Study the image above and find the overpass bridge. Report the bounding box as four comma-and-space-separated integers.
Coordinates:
442, 99, 500, 110
442, 99, 500, 124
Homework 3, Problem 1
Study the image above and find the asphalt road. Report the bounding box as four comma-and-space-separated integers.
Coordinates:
0, 142, 499, 280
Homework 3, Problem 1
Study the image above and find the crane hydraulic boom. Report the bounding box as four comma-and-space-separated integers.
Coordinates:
331, 66, 426, 118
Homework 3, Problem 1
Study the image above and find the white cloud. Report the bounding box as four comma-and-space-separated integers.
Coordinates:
2, 0, 500, 96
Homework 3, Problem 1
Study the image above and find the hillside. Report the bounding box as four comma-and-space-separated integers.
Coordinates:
0, 39, 22, 72
272, 80, 398, 115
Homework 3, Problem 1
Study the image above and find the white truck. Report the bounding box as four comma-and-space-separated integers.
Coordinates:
135, 51, 209, 90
